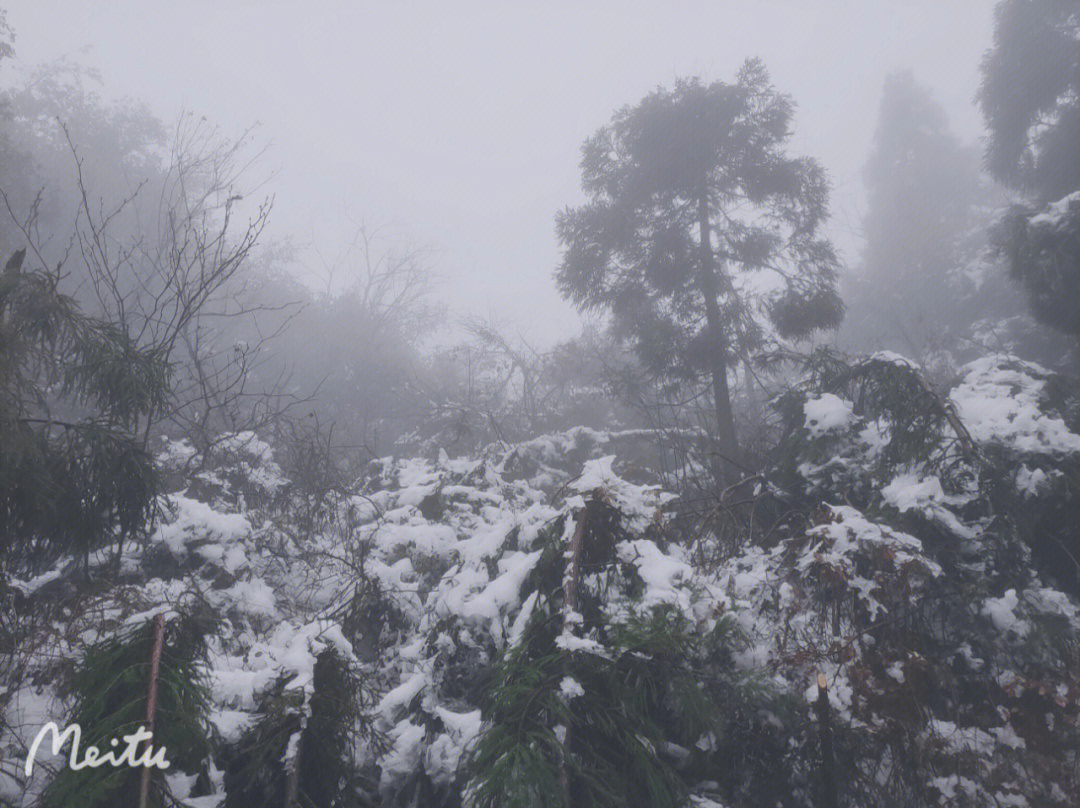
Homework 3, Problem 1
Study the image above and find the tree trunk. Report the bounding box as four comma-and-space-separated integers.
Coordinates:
697, 193, 740, 484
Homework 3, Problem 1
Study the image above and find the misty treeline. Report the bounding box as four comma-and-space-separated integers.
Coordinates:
0, 8, 1072, 503
2, 2, 1080, 808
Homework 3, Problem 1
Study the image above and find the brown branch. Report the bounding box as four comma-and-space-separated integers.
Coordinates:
138, 612, 166, 808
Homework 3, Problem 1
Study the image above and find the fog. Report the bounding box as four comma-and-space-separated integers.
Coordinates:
6, 4, 1080, 805
4, 0, 994, 340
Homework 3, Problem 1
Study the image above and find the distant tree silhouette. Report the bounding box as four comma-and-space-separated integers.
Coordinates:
979, 0, 1080, 345
556, 59, 842, 482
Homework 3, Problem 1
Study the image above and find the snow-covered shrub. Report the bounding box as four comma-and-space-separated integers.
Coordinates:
5, 353, 1080, 807
739, 348, 1080, 806
222, 635, 377, 808
160, 431, 289, 514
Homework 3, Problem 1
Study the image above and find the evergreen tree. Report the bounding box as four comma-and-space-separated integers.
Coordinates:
555, 59, 843, 483
223, 646, 376, 808
466, 497, 728, 808
978, 0, 1080, 344
0, 249, 168, 573
843, 72, 986, 359
40, 613, 216, 808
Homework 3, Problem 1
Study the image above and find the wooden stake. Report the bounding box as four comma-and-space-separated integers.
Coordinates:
138, 613, 165, 808
815, 674, 838, 808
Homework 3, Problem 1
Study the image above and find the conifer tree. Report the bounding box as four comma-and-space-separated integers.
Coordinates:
844, 71, 998, 360
40, 612, 215, 808
0, 249, 168, 573
978, 0, 1080, 345
555, 59, 843, 482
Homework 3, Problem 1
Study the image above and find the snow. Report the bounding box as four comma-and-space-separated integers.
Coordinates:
8, 570, 61, 597
881, 473, 946, 512
211, 577, 277, 618
6, 415, 1079, 805
982, 589, 1030, 638
570, 455, 676, 532
950, 355, 1080, 455
425, 707, 482, 785
929, 774, 978, 803
868, 350, 920, 368
1024, 587, 1080, 622
803, 393, 853, 437
881, 472, 979, 539
616, 538, 695, 616
554, 632, 611, 658
507, 590, 539, 647
152, 495, 251, 557
559, 676, 585, 700
209, 709, 255, 743
380, 720, 426, 791
929, 719, 996, 756
378, 672, 428, 724
157, 437, 198, 466
1027, 190, 1080, 229
1015, 464, 1051, 497
801, 505, 942, 582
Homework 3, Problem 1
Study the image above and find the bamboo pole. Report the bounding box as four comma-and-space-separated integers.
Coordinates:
284, 738, 303, 808
138, 613, 166, 808
815, 673, 838, 808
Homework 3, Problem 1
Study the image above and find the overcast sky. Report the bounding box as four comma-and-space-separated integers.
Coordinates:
4, 1, 995, 342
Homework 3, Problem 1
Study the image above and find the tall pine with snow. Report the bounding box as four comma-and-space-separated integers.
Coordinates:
555, 59, 843, 484
979, 0, 1080, 351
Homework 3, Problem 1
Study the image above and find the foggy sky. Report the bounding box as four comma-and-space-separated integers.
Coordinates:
4, 0, 995, 343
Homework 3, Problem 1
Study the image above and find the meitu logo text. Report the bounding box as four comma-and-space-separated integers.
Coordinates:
24, 722, 171, 776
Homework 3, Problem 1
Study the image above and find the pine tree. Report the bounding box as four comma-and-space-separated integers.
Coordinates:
0, 249, 168, 574
978, 0, 1080, 345
555, 59, 843, 483
843, 71, 1004, 361
39, 612, 215, 808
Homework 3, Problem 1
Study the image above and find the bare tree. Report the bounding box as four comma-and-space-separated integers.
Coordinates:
2, 113, 305, 453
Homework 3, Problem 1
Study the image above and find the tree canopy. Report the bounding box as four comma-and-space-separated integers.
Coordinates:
556, 59, 843, 479
0, 249, 168, 572
979, 0, 1080, 345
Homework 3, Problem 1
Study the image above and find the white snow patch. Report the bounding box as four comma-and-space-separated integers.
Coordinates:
803, 393, 853, 437
982, 589, 1030, 638
559, 676, 585, 700
950, 356, 1080, 455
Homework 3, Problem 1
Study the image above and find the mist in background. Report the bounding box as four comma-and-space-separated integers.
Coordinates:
2, 0, 995, 341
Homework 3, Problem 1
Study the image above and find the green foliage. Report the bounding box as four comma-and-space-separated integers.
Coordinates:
770, 349, 972, 493
469, 606, 715, 808
467, 505, 727, 808
979, 0, 1080, 201
223, 648, 377, 808
996, 198, 1080, 341
0, 250, 168, 570
979, 0, 1080, 343
40, 612, 215, 808
556, 59, 842, 470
